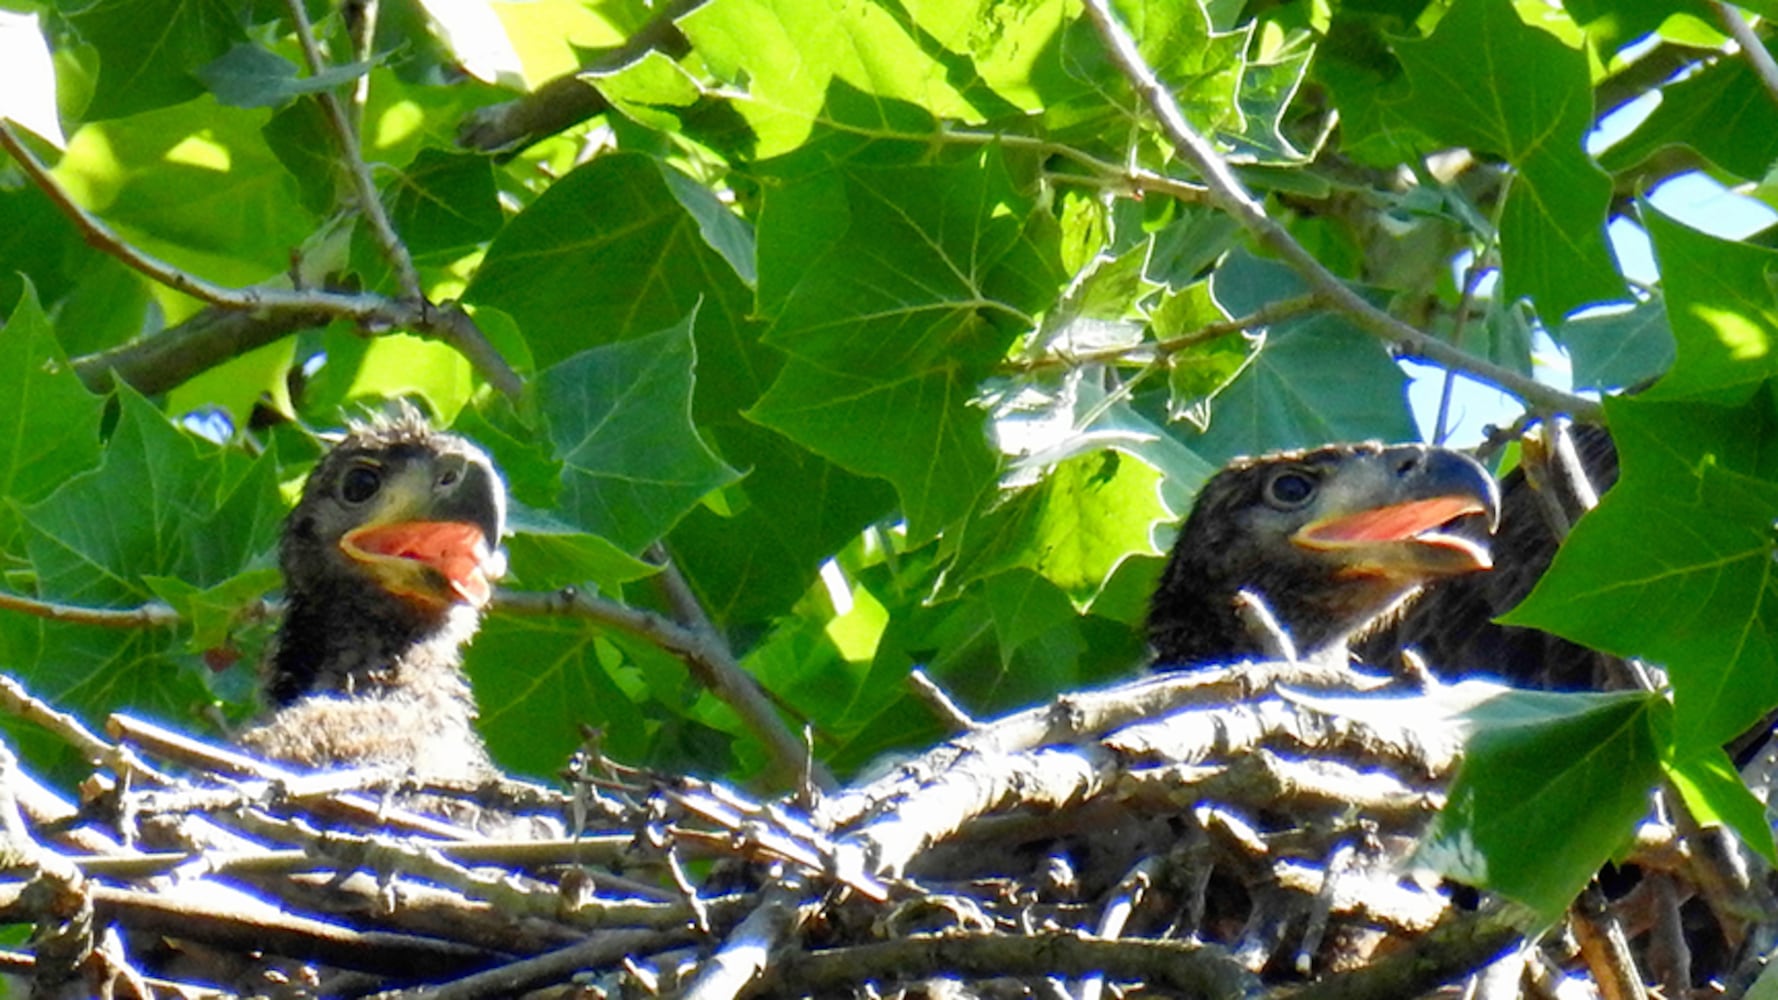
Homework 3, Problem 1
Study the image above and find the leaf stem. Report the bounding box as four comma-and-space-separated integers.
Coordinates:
1077, 0, 1602, 421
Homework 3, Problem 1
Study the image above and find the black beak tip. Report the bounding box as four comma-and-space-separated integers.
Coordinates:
1423, 448, 1502, 531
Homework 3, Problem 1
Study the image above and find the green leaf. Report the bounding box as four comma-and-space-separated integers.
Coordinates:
1391, 0, 1621, 317
19, 390, 281, 605
385, 148, 502, 261
56, 97, 317, 279
1504, 392, 1778, 751
67, 0, 245, 119
537, 314, 739, 553
1190, 252, 1416, 462
748, 137, 1061, 539
981, 568, 1089, 668
1665, 748, 1778, 865
1559, 298, 1675, 392
503, 504, 658, 592
1421, 687, 1668, 921
946, 448, 1171, 610
669, 426, 894, 625
1599, 56, 1778, 183
677, 0, 998, 155
197, 44, 373, 109
143, 567, 280, 653
748, 358, 996, 543
757, 140, 1051, 375
0, 282, 105, 555
1641, 206, 1778, 404
465, 152, 756, 385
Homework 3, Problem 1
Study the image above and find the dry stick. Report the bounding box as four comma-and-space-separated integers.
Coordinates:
0, 122, 522, 400
283, 0, 421, 301
1715, 3, 1778, 105
383, 926, 697, 1000
0, 591, 178, 630
106, 714, 482, 841
1076, 0, 1601, 421
761, 930, 1262, 999
681, 883, 806, 1000
908, 668, 976, 733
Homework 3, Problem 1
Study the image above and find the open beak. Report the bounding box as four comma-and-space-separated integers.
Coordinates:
342, 521, 504, 608
338, 454, 507, 609
1291, 449, 1500, 579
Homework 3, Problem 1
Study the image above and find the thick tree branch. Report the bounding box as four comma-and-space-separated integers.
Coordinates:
1078, 0, 1603, 421
455, 0, 702, 156
0, 123, 522, 400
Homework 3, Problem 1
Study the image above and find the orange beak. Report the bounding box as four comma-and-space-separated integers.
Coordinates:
341, 521, 504, 608
1293, 495, 1495, 577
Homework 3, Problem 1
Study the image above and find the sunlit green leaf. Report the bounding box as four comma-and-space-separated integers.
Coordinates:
1505, 392, 1778, 751
1421, 687, 1668, 921
1392, 0, 1621, 317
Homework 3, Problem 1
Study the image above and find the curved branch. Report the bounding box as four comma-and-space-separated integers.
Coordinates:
494, 586, 835, 793
1078, 0, 1603, 421
0, 123, 522, 400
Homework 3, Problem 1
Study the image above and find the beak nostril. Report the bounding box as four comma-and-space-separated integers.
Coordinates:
1395, 457, 1419, 477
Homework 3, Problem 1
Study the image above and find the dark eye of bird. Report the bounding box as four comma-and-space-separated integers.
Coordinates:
1265, 470, 1316, 508
340, 465, 382, 504
438, 467, 460, 488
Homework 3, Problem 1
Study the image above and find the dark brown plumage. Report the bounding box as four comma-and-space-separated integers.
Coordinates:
1148, 442, 1501, 667
237, 409, 507, 782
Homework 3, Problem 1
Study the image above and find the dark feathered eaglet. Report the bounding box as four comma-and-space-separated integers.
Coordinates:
1148, 442, 1501, 668
237, 408, 508, 782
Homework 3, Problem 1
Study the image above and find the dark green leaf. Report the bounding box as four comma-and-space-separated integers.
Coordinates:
68, 0, 245, 119
537, 314, 739, 553
385, 148, 501, 261
198, 44, 373, 109
1560, 298, 1674, 392
0, 283, 105, 555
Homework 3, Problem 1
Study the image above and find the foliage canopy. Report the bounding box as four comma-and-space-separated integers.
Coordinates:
0, 0, 1776, 933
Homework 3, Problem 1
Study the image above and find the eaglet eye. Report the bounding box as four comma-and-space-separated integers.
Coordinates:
1264, 470, 1316, 509
340, 465, 382, 504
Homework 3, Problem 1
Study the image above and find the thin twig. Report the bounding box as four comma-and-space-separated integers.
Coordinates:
907, 669, 976, 733
283, 0, 421, 299
1009, 293, 1318, 374
650, 550, 836, 793
1077, 0, 1600, 420
1714, 3, 1778, 105
0, 591, 178, 630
